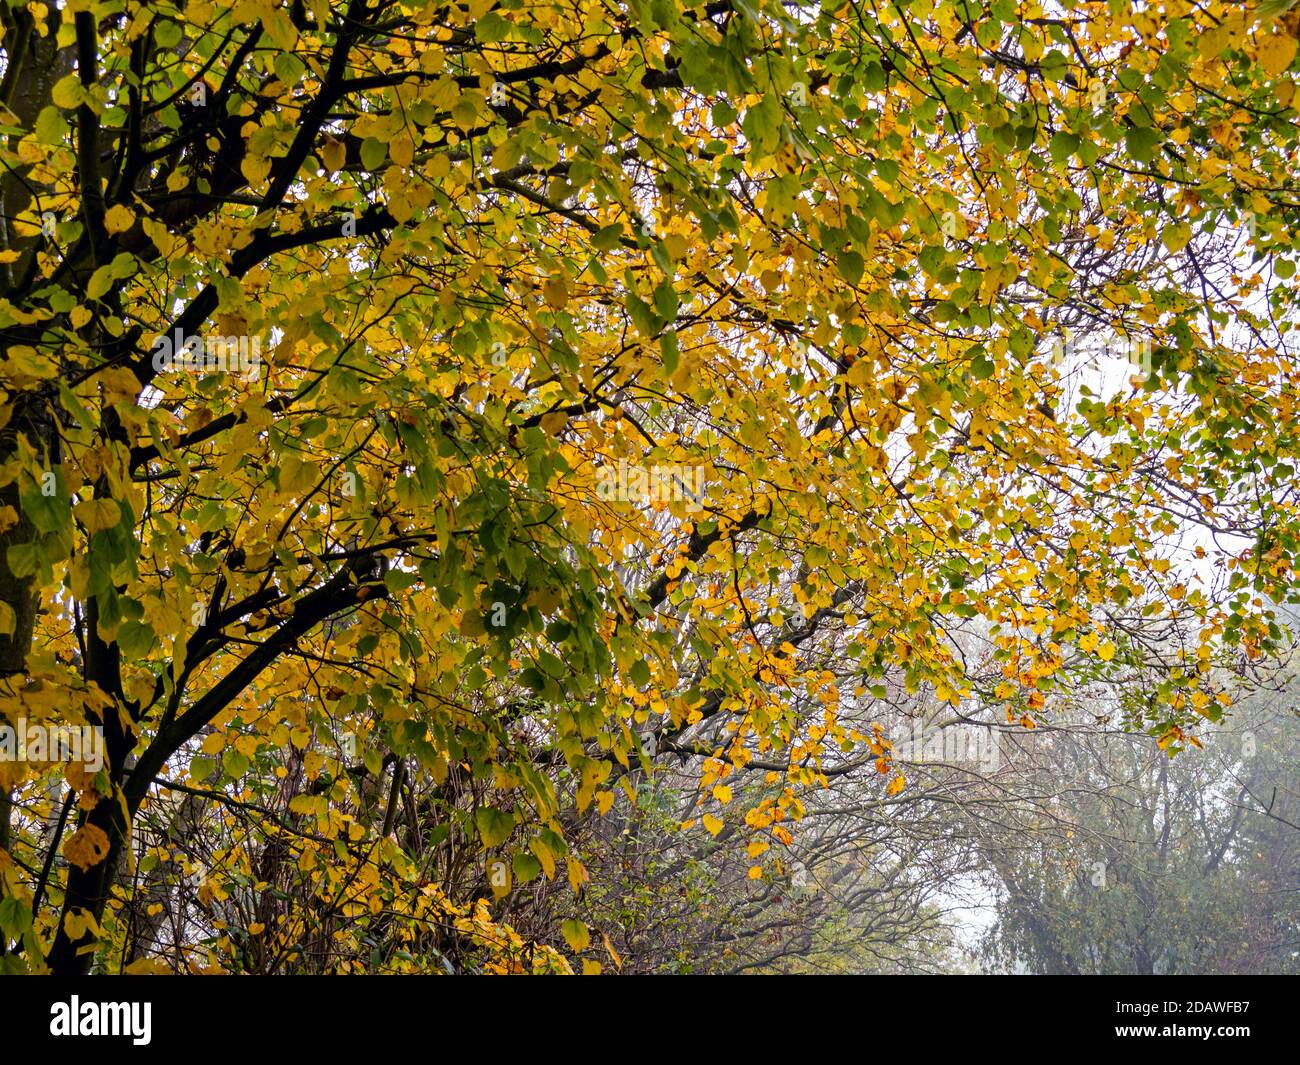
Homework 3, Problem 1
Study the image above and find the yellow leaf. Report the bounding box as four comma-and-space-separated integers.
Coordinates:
241, 152, 271, 186
1162, 222, 1191, 254
104, 204, 135, 235
701, 813, 724, 836
16, 140, 44, 164
1097, 640, 1117, 662
389, 131, 414, 168
543, 278, 568, 308
124, 957, 171, 974
63, 824, 111, 872
320, 136, 345, 172
74, 498, 121, 532
51, 74, 83, 110
602, 933, 623, 971
530, 837, 557, 879
1260, 31, 1298, 78
566, 857, 588, 893
86, 265, 114, 301
846, 357, 872, 388
63, 907, 103, 942
1209, 120, 1240, 150
539, 411, 568, 436
3, 346, 58, 381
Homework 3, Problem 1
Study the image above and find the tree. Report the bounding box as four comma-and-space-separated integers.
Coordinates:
978, 674, 1300, 974
2, 0, 1300, 974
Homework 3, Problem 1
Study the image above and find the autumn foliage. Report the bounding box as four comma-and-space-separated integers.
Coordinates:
1, 0, 1299, 973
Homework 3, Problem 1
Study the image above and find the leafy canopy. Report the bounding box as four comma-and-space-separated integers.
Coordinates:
0, 0, 1299, 972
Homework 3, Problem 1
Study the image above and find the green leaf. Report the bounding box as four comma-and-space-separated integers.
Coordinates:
836, 249, 864, 286
58, 380, 98, 430
1048, 132, 1078, 164
625, 291, 655, 336
6, 543, 38, 579
21, 486, 69, 536
274, 53, 306, 87
154, 19, 182, 48
475, 806, 515, 847
360, 137, 388, 171
740, 93, 782, 158
34, 106, 68, 145
0, 896, 33, 940
383, 569, 418, 594
659, 330, 680, 375
475, 11, 512, 42
189, 755, 217, 781
222, 749, 250, 778
653, 279, 678, 320
1124, 126, 1163, 164
512, 851, 542, 883
592, 223, 623, 251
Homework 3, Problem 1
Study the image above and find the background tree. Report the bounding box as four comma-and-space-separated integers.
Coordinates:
977, 670, 1300, 974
